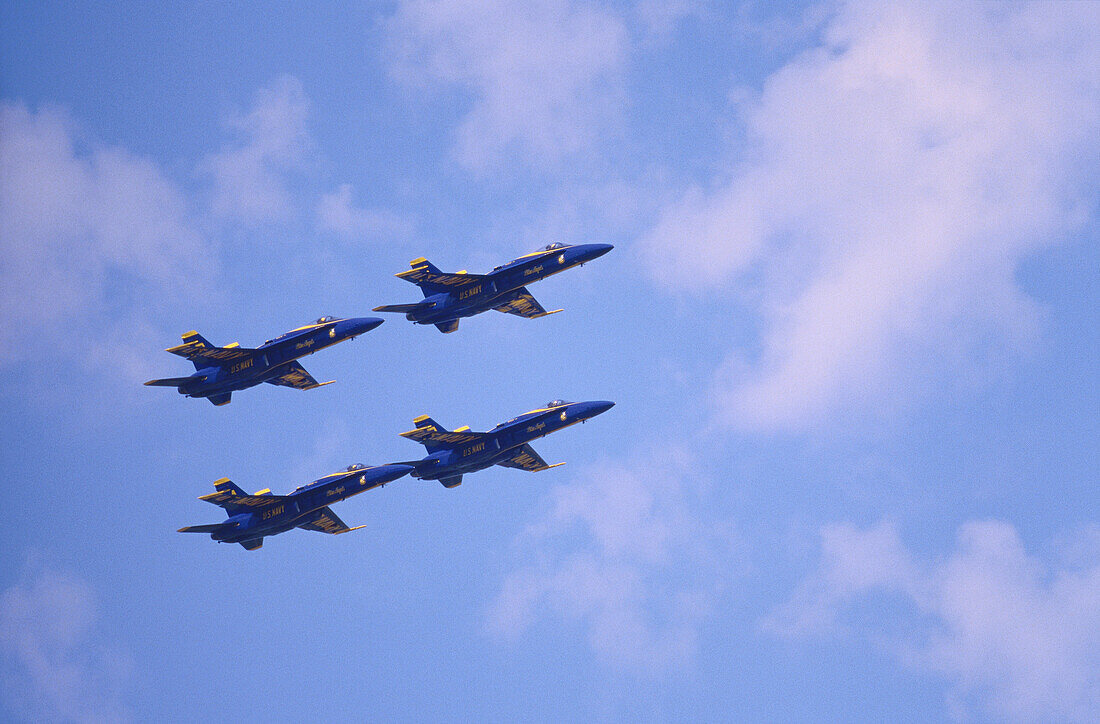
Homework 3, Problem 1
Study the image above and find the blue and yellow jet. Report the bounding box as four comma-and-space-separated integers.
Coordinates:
373, 242, 613, 332
145, 316, 383, 405
179, 463, 413, 550
397, 400, 614, 488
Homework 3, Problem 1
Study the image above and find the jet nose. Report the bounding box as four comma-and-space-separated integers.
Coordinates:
576, 400, 615, 420
575, 243, 614, 264
373, 464, 414, 483
339, 317, 384, 338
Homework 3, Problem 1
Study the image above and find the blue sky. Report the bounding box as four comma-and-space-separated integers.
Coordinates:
1, 1, 1098, 721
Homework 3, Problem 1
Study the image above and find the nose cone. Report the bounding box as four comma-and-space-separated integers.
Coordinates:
573, 243, 614, 265
371, 464, 414, 484
337, 317, 384, 338
574, 400, 615, 421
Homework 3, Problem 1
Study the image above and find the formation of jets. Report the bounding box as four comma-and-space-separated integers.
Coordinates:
158, 243, 615, 550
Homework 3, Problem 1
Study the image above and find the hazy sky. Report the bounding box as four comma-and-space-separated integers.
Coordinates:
1, 2, 1098, 721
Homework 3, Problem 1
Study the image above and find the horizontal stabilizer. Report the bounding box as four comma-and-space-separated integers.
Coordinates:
207, 392, 232, 406
144, 376, 199, 387
239, 539, 263, 551
178, 523, 234, 534
440, 475, 463, 488
372, 302, 433, 314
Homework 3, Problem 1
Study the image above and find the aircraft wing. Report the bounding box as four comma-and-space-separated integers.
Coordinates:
492, 287, 562, 319
297, 506, 365, 535
265, 361, 334, 391
496, 443, 564, 472
166, 340, 255, 364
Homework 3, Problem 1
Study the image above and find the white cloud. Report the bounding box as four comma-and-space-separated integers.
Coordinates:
0, 102, 211, 364
765, 520, 1100, 723
488, 449, 741, 672
202, 75, 312, 225
385, 0, 629, 170
0, 564, 131, 723
316, 184, 414, 241
641, 1, 1100, 431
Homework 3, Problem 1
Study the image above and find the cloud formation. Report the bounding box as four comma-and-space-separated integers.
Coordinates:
316, 184, 414, 242
0, 102, 210, 364
386, 0, 629, 170
642, 1, 1100, 431
202, 75, 313, 225
0, 564, 131, 722
488, 450, 740, 672
766, 520, 1100, 722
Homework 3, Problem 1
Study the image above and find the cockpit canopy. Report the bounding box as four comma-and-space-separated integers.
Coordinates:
546, 399, 571, 408
316, 316, 336, 324
346, 463, 366, 471
542, 242, 568, 251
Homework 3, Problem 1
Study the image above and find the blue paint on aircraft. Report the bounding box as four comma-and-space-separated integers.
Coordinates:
179, 463, 413, 550
397, 400, 615, 488
145, 316, 383, 405
373, 243, 613, 332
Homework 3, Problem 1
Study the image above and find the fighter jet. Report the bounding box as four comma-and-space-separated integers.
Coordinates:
179, 463, 413, 550
145, 316, 383, 405
372, 242, 613, 333
397, 400, 614, 488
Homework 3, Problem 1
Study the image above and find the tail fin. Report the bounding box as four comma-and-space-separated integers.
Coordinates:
404, 258, 445, 297
395, 257, 485, 298
197, 478, 250, 515
414, 415, 446, 432
179, 330, 213, 369
214, 477, 246, 497
409, 415, 449, 453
